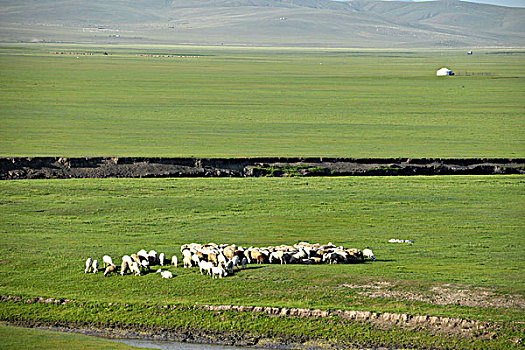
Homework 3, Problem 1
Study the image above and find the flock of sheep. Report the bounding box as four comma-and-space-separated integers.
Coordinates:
84, 242, 376, 279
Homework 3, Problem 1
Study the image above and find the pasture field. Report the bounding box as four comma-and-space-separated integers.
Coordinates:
0, 44, 524, 158
0, 176, 524, 348
0, 325, 141, 350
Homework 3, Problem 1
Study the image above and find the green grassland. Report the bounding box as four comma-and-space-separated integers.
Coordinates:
0, 325, 144, 350
0, 176, 523, 348
1, 44, 524, 158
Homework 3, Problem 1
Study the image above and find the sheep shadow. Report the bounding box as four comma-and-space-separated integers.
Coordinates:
241, 265, 266, 271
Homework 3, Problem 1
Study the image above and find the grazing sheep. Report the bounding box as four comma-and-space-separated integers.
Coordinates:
157, 269, 173, 279
231, 255, 241, 270
270, 250, 287, 264
346, 249, 364, 263
292, 250, 307, 261
198, 260, 214, 275
137, 249, 149, 258
122, 255, 133, 267
148, 250, 158, 265
217, 253, 227, 267
363, 248, 376, 261
130, 261, 141, 276
131, 254, 141, 265
171, 255, 178, 267
159, 253, 165, 266
241, 257, 247, 270
211, 266, 227, 279
223, 246, 236, 260
225, 259, 235, 275
191, 254, 201, 267
120, 261, 129, 276
92, 260, 99, 273
208, 252, 218, 266
102, 255, 113, 268
322, 252, 338, 264
183, 255, 192, 268
250, 250, 265, 264
140, 259, 150, 271
104, 264, 118, 277
137, 250, 149, 263
85, 258, 93, 273
181, 249, 192, 259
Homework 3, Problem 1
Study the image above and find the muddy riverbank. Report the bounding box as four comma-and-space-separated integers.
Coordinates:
1, 157, 524, 179
0, 320, 336, 349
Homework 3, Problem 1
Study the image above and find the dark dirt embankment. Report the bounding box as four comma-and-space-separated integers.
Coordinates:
1, 157, 524, 180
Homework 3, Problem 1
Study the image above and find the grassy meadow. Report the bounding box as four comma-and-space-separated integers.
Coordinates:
1, 44, 524, 348
0, 44, 524, 158
0, 176, 523, 314
0, 325, 142, 350
0, 175, 524, 348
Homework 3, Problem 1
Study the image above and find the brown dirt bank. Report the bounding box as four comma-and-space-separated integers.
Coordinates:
1, 157, 524, 180
0, 295, 499, 339
1, 320, 297, 349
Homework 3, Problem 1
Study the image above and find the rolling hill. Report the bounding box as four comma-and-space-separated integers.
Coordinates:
0, 0, 523, 47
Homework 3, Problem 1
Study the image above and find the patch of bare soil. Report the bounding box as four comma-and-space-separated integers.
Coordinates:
1, 294, 500, 339
340, 282, 525, 309
1, 157, 524, 179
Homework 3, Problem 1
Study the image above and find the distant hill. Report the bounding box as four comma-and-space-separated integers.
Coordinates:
0, 0, 523, 47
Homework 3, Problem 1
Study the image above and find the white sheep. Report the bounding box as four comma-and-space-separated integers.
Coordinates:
120, 261, 129, 276
157, 269, 173, 279
159, 253, 165, 266
92, 260, 99, 274
181, 249, 192, 259
198, 260, 213, 275
270, 251, 287, 264
122, 255, 133, 267
211, 266, 227, 279
104, 264, 118, 277
171, 255, 178, 267
191, 254, 200, 267
140, 259, 150, 271
241, 257, 247, 270
102, 255, 113, 268
363, 248, 376, 261
322, 252, 338, 264
130, 261, 141, 276
225, 260, 234, 275
217, 253, 227, 267
137, 249, 149, 262
148, 250, 158, 265
231, 255, 241, 270
183, 255, 192, 268
85, 258, 93, 273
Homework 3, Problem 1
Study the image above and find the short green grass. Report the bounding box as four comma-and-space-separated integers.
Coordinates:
0, 176, 523, 318
0, 325, 144, 350
1, 44, 524, 158
0, 176, 523, 348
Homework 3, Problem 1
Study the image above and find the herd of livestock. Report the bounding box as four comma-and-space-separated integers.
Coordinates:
84, 242, 376, 279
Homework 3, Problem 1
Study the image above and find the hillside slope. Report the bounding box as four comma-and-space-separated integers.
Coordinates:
0, 0, 523, 47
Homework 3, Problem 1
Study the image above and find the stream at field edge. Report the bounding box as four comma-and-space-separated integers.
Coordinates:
113, 338, 259, 349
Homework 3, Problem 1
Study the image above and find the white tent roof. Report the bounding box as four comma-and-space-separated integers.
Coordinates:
436, 67, 453, 76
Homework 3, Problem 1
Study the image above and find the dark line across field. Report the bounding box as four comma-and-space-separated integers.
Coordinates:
1, 157, 524, 180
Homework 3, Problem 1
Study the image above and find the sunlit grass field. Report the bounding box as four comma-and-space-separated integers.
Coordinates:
0, 325, 141, 350
0, 44, 523, 158
1, 45, 524, 348
0, 176, 523, 321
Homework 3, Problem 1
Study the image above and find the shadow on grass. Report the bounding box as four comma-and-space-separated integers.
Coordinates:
241, 266, 266, 271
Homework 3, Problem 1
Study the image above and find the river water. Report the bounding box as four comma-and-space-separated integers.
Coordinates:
113, 338, 258, 350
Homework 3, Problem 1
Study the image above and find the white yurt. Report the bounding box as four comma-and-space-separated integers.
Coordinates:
436, 68, 454, 76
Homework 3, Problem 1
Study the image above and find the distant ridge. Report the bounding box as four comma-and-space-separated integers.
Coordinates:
0, 0, 523, 47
